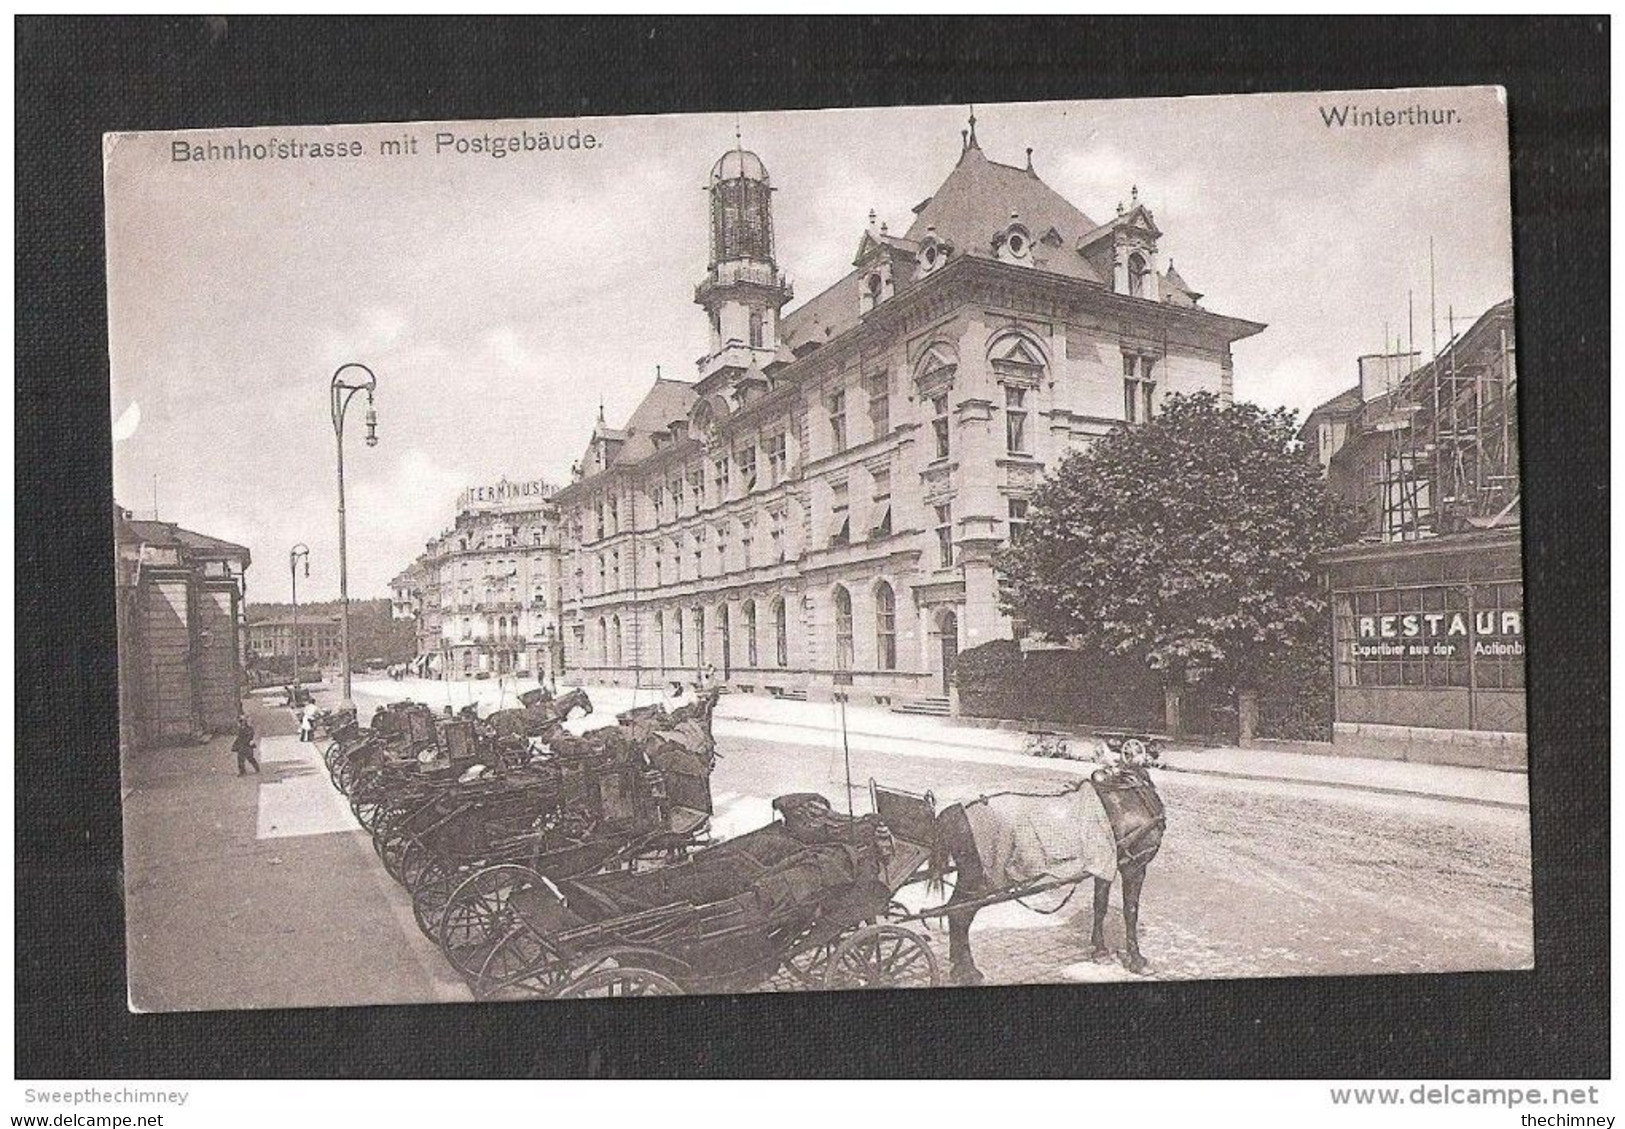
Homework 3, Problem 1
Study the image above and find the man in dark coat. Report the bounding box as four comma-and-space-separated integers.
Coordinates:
232, 715, 260, 776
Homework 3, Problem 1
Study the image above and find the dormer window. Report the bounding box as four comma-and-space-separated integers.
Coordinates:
995, 221, 1033, 266
859, 263, 893, 313
1128, 252, 1151, 298
915, 232, 950, 279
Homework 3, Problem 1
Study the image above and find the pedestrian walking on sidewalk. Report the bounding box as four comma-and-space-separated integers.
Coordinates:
232, 716, 261, 776
299, 702, 318, 742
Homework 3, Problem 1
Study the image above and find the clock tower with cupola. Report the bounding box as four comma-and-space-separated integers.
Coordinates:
694, 140, 793, 385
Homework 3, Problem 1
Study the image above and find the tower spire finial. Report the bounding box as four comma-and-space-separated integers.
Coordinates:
967, 104, 979, 149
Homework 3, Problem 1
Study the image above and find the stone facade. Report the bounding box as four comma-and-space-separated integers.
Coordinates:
552, 123, 1264, 707
394, 477, 563, 681
245, 615, 344, 667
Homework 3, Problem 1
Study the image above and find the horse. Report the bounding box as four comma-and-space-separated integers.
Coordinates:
484, 687, 595, 740
928, 760, 1166, 983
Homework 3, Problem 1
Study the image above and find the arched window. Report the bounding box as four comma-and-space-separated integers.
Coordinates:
743, 600, 758, 667
1128, 252, 1150, 298
833, 586, 854, 671
749, 308, 765, 349
611, 615, 623, 667
597, 617, 608, 664
654, 610, 665, 670
875, 582, 897, 671
675, 609, 686, 665
693, 607, 706, 669
772, 597, 788, 668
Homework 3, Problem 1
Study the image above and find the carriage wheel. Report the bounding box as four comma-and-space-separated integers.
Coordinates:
551, 965, 683, 999
379, 831, 415, 884
823, 925, 940, 990
439, 864, 546, 979
398, 838, 437, 892
471, 924, 566, 1000
411, 862, 460, 939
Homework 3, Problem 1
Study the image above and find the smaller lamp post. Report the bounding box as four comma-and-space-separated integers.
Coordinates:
289, 543, 310, 698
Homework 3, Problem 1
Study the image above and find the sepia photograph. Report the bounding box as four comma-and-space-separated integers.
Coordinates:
102, 87, 1530, 1013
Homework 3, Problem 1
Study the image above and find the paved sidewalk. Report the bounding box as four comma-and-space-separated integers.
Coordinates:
351, 677, 1527, 810
122, 693, 469, 1011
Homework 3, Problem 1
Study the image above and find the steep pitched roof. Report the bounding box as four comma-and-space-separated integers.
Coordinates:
123, 518, 250, 560
902, 143, 1105, 283
577, 377, 700, 478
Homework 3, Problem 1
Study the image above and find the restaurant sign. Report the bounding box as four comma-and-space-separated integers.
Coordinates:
1351, 608, 1525, 661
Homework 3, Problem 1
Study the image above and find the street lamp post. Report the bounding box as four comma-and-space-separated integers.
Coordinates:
289, 543, 310, 699
331, 363, 378, 711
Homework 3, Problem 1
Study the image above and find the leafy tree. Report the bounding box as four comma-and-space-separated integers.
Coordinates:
998, 392, 1356, 695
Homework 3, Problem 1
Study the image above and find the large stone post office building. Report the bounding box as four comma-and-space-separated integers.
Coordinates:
551, 117, 1264, 709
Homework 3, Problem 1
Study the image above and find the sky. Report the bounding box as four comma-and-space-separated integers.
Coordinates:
106, 88, 1512, 603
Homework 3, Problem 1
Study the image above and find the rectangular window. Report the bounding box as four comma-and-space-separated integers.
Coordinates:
828, 389, 847, 454
1123, 354, 1157, 424
676, 612, 685, 665
714, 456, 731, 500
866, 371, 891, 439
669, 478, 683, 516
688, 466, 705, 509
596, 555, 606, 590
653, 551, 663, 586
595, 503, 605, 540
652, 489, 664, 524
766, 433, 788, 485
770, 511, 786, 562
738, 445, 758, 492
693, 530, 705, 578
611, 551, 620, 590
829, 482, 851, 547
1005, 385, 1029, 454
931, 393, 951, 459
935, 503, 954, 568
1008, 497, 1029, 544
608, 495, 619, 534
740, 521, 753, 569
870, 469, 893, 539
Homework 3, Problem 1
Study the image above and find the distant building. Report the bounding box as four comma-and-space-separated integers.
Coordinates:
1309, 299, 1523, 767
552, 117, 1265, 709
392, 477, 563, 680
246, 614, 344, 668
114, 507, 251, 749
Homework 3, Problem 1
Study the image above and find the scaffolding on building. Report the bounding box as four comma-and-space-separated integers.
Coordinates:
1364, 300, 1518, 541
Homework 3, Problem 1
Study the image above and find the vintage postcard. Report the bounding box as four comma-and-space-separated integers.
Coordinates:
106, 88, 1526, 1011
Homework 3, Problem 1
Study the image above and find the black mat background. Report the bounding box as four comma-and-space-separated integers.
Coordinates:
15, 16, 1609, 1078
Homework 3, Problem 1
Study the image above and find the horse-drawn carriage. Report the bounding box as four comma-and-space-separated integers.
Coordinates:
324, 688, 727, 963
449, 790, 942, 998
448, 729, 1170, 997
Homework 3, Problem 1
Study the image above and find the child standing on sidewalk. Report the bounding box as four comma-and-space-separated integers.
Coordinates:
232, 716, 260, 776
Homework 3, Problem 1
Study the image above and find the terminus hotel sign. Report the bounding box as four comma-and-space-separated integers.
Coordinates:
456, 478, 554, 513
1353, 608, 1526, 661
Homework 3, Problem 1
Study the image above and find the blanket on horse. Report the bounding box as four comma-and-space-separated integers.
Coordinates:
962, 782, 1119, 889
